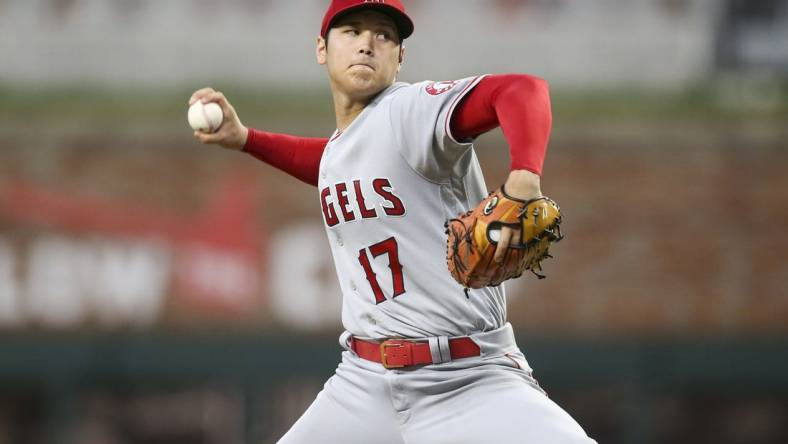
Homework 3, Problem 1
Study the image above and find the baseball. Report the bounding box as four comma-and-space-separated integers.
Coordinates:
188, 101, 224, 133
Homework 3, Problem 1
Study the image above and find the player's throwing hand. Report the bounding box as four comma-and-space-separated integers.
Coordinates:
188, 87, 248, 150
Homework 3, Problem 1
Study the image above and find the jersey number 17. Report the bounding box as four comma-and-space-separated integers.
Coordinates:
357, 237, 406, 304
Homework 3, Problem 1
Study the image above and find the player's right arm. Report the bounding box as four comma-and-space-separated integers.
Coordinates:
243, 129, 328, 186
189, 88, 328, 187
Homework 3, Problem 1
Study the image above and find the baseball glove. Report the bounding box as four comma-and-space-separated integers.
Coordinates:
445, 187, 563, 289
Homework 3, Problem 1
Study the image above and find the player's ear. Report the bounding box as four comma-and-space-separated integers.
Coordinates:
397, 46, 405, 71
316, 36, 327, 65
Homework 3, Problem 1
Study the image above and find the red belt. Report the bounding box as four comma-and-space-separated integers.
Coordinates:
350, 336, 481, 369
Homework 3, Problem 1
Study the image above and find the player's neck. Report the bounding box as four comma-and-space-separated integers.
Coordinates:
334, 104, 367, 132
331, 84, 388, 131
332, 94, 372, 131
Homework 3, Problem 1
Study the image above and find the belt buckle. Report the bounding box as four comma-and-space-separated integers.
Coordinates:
380, 340, 409, 369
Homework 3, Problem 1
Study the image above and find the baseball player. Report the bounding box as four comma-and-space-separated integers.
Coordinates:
190, 1, 596, 442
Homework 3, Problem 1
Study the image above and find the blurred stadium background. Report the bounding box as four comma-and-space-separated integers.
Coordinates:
1, 0, 787, 443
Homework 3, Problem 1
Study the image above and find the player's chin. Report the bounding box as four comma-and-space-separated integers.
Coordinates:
346, 75, 387, 96
347, 70, 375, 84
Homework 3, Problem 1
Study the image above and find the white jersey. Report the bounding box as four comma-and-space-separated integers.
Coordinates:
317, 75, 508, 339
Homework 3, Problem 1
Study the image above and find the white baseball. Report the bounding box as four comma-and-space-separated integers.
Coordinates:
188, 101, 224, 133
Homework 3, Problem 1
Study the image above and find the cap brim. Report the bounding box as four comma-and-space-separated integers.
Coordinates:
327, 4, 414, 40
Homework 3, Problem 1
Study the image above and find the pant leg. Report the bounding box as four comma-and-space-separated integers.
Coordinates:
399, 354, 596, 444
277, 351, 406, 444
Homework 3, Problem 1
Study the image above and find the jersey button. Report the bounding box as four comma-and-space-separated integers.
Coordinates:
350, 281, 357, 291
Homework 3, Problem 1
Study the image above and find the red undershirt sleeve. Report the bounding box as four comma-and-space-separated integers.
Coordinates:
450, 74, 552, 176
242, 128, 328, 187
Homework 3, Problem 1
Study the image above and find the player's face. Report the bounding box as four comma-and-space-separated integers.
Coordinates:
317, 10, 405, 101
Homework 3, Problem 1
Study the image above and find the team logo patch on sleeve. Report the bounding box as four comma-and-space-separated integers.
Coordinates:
425, 80, 458, 96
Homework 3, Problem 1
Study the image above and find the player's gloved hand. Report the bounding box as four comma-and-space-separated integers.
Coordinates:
494, 170, 542, 263
445, 169, 563, 288
188, 88, 249, 150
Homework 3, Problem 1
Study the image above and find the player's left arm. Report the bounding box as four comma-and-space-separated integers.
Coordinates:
450, 74, 553, 261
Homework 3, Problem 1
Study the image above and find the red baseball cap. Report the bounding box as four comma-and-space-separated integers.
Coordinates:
321, 0, 414, 41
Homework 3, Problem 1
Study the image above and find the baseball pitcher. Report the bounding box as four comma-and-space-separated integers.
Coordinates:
190, 1, 595, 442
